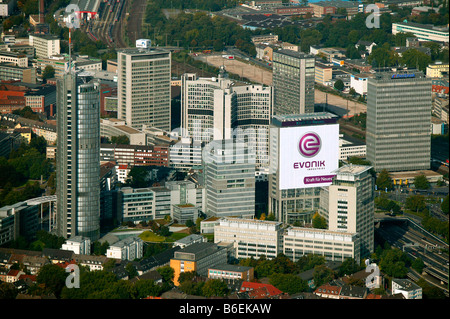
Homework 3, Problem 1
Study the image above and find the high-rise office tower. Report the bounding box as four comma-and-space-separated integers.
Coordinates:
181, 68, 273, 170
56, 72, 101, 241
181, 68, 233, 143
202, 139, 256, 218
366, 70, 431, 172
117, 45, 171, 131
272, 49, 315, 115
320, 164, 375, 258
268, 113, 339, 224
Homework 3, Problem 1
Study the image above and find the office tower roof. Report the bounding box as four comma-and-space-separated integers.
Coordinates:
271, 112, 338, 127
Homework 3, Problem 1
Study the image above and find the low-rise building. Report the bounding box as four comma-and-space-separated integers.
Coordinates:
61, 236, 91, 255
214, 218, 283, 260
170, 242, 227, 286
106, 236, 144, 261
391, 278, 422, 299
208, 264, 254, 282
283, 226, 360, 263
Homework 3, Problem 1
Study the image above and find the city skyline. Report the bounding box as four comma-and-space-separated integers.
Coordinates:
0, 0, 448, 302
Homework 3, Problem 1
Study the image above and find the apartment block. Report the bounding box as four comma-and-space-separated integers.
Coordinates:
106, 236, 144, 261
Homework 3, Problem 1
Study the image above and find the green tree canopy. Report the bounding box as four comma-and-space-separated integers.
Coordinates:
413, 174, 430, 190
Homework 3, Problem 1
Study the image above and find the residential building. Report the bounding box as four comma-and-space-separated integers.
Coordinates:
392, 22, 449, 43
214, 217, 283, 260
202, 139, 256, 218
117, 46, 171, 131
268, 113, 340, 224
106, 236, 144, 261
170, 242, 227, 286
272, 49, 315, 115
28, 34, 60, 58
366, 70, 432, 172
56, 72, 101, 241
61, 236, 91, 255
251, 34, 279, 45
391, 278, 423, 299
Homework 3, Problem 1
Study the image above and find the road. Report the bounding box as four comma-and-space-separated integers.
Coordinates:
377, 221, 449, 296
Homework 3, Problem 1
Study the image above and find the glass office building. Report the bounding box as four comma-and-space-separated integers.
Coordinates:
366, 70, 432, 172
56, 72, 101, 241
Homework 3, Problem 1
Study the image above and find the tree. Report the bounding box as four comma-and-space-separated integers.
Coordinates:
35, 264, 67, 298
313, 264, 335, 287
269, 273, 308, 294
157, 265, 174, 284
376, 169, 393, 191
405, 195, 427, 213
42, 65, 55, 80
334, 79, 344, 91
110, 135, 130, 145
312, 213, 327, 229
413, 174, 430, 190
201, 279, 229, 297
411, 258, 425, 273
338, 258, 363, 277
400, 48, 432, 71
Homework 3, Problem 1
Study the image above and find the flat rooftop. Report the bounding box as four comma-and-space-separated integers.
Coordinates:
271, 112, 338, 127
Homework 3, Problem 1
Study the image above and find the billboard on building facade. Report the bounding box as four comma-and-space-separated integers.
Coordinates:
278, 123, 339, 189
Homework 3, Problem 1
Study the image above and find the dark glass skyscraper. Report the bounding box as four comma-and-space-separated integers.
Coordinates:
56, 72, 101, 241
366, 70, 431, 172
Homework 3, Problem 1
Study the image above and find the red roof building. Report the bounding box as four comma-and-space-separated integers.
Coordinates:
239, 282, 283, 299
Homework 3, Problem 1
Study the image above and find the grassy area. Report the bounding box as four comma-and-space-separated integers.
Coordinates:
138, 230, 191, 242
139, 231, 166, 242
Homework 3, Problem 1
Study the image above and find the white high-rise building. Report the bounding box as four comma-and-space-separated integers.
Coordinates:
321, 164, 375, 258
181, 68, 273, 170
117, 46, 171, 131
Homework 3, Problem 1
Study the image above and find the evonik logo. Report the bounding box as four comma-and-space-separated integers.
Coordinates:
298, 132, 321, 158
